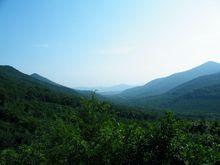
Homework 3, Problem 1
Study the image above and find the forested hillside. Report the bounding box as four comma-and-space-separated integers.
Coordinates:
0, 66, 219, 164
125, 73, 220, 118
168, 72, 220, 97
121, 61, 220, 98
106, 63, 220, 118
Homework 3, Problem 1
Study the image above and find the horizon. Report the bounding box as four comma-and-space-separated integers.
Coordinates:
1, 0, 220, 87
1, 60, 219, 89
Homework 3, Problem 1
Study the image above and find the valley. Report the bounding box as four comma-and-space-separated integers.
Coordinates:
0, 63, 219, 164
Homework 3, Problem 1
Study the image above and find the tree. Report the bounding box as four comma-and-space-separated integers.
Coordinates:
0, 88, 7, 106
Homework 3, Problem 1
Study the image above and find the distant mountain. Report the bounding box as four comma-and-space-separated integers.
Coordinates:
76, 84, 133, 95
127, 71, 220, 114
29, 73, 96, 98
31, 73, 60, 86
159, 83, 220, 114
121, 61, 220, 98
0, 66, 79, 97
167, 72, 220, 97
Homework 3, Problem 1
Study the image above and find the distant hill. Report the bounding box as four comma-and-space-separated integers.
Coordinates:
160, 84, 220, 114
76, 84, 133, 95
0, 66, 80, 98
30, 73, 96, 97
127, 71, 220, 115
167, 72, 220, 97
120, 61, 220, 98
30, 73, 60, 86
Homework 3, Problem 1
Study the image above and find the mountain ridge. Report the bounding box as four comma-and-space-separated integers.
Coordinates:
125, 70, 220, 115
120, 61, 220, 98
30, 73, 60, 86
168, 71, 220, 97
0, 65, 80, 97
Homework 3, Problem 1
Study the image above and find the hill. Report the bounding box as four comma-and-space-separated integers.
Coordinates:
76, 84, 133, 95
168, 72, 220, 97
129, 72, 220, 117
120, 61, 220, 98
30, 73, 60, 86
0, 65, 81, 104
160, 84, 220, 115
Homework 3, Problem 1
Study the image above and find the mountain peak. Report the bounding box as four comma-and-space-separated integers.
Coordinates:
202, 61, 219, 66
194, 61, 220, 71
0, 65, 25, 77
0, 65, 17, 71
31, 73, 42, 77
30, 73, 59, 86
31, 73, 47, 78
121, 61, 220, 98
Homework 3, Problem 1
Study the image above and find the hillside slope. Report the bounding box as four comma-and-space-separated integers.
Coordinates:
0, 66, 81, 104
131, 72, 220, 115
121, 61, 220, 98
168, 72, 220, 97
30, 73, 60, 86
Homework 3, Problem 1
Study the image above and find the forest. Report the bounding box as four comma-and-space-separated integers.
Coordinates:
0, 66, 219, 164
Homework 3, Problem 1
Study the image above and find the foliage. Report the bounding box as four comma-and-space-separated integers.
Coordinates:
0, 66, 219, 164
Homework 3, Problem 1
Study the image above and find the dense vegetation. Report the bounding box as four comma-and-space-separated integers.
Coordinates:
0, 66, 220, 164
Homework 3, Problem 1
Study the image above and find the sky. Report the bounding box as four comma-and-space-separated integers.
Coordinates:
1, 0, 220, 87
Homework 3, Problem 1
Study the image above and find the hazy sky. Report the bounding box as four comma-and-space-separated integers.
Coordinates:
1, 0, 220, 87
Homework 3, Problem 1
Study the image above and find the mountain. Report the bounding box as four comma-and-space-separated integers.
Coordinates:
0, 65, 80, 99
30, 73, 96, 97
167, 72, 220, 97
120, 61, 220, 98
30, 73, 60, 86
76, 84, 133, 95
128, 71, 220, 115
160, 84, 220, 114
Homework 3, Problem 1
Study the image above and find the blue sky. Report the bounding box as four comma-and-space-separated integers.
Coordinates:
1, 0, 220, 87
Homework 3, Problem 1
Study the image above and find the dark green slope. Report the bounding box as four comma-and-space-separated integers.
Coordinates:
168, 72, 220, 97
31, 72, 95, 97
0, 65, 81, 106
133, 72, 220, 116
1, 66, 79, 95
0, 65, 83, 155
120, 61, 220, 98
163, 84, 220, 114
160, 72, 220, 112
